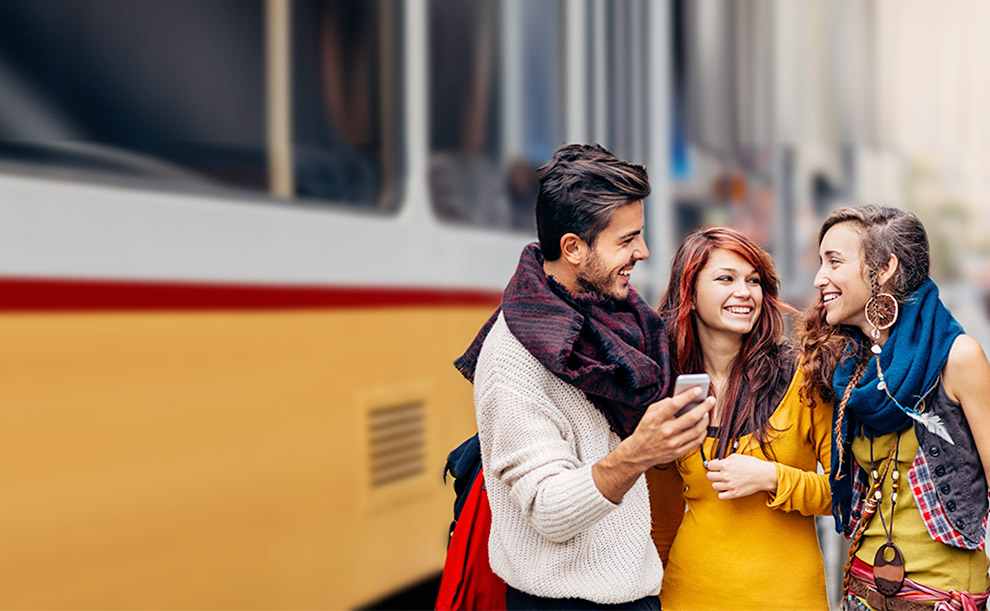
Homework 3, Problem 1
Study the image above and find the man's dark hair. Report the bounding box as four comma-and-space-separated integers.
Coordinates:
535, 143, 651, 261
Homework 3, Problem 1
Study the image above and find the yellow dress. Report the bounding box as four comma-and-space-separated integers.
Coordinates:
850, 429, 990, 601
648, 368, 833, 611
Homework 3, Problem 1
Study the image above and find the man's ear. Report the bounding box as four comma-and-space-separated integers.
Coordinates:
559, 233, 586, 266
878, 254, 899, 288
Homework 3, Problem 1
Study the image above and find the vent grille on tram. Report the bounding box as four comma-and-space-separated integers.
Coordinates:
367, 402, 426, 488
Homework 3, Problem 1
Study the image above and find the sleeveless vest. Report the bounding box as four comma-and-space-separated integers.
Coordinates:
912, 377, 988, 546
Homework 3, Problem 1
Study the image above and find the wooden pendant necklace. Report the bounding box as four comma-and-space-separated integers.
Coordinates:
869, 433, 905, 596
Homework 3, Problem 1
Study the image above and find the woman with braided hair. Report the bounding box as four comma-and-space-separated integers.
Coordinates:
800, 205, 990, 610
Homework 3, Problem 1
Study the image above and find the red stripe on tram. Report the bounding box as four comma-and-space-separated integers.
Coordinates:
0, 277, 503, 312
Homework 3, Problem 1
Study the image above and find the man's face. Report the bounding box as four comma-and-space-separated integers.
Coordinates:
575, 201, 649, 300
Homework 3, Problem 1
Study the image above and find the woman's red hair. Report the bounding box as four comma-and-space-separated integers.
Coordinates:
659, 227, 797, 458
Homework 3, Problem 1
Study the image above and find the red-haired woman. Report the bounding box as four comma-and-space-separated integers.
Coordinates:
647, 227, 833, 610
800, 206, 990, 609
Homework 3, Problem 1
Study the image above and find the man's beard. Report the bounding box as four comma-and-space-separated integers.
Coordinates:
576, 252, 629, 300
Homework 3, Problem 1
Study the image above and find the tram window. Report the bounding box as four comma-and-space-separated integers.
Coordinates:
0, 0, 404, 209
428, 0, 565, 233
291, 0, 404, 210
0, 0, 268, 191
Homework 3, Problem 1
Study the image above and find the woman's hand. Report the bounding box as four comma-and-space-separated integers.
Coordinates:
704, 454, 778, 500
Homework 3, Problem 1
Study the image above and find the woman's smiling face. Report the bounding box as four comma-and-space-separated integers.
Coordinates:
814, 222, 873, 330
692, 248, 764, 339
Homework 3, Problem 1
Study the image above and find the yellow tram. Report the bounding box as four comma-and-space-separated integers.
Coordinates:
0, 1, 672, 608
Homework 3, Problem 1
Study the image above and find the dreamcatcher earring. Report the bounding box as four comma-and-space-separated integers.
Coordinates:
865, 290, 898, 383
863, 290, 908, 593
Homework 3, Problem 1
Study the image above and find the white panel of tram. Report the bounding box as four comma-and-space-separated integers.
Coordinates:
0, 174, 532, 290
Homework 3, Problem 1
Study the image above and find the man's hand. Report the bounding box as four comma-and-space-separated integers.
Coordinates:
628, 388, 714, 466
705, 454, 778, 500
592, 387, 714, 503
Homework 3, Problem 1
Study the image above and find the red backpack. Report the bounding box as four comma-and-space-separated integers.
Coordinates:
435, 436, 506, 611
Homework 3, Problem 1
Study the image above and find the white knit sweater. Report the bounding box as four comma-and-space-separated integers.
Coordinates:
474, 313, 662, 604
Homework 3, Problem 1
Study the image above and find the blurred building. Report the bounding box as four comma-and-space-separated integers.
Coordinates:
1, 2, 989, 610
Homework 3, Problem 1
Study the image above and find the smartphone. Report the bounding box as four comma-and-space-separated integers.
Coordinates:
672, 373, 710, 417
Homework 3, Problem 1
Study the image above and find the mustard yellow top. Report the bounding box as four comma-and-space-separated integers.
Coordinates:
851, 428, 990, 596
648, 368, 833, 611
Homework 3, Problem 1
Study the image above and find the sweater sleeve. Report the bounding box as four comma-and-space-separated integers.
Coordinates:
646, 464, 684, 566
477, 380, 618, 543
766, 389, 834, 517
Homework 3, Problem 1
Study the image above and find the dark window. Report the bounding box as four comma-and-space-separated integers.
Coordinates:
0, 0, 404, 209
0, 0, 267, 190
428, 0, 565, 233
291, 0, 404, 209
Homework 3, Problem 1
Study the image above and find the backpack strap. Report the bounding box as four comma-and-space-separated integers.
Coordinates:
443, 434, 483, 526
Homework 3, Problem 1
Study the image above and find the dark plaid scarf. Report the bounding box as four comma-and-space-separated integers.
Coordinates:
455, 243, 671, 439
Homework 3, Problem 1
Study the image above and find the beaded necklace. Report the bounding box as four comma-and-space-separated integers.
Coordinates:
867, 431, 905, 596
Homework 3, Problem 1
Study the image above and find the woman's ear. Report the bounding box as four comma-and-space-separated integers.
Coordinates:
559, 233, 587, 266
878, 254, 899, 288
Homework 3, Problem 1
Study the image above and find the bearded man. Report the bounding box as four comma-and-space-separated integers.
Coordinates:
456, 143, 714, 610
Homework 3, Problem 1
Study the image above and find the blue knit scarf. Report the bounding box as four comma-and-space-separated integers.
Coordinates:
830, 279, 964, 532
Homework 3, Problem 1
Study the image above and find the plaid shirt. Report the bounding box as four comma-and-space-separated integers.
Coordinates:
846, 447, 988, 551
